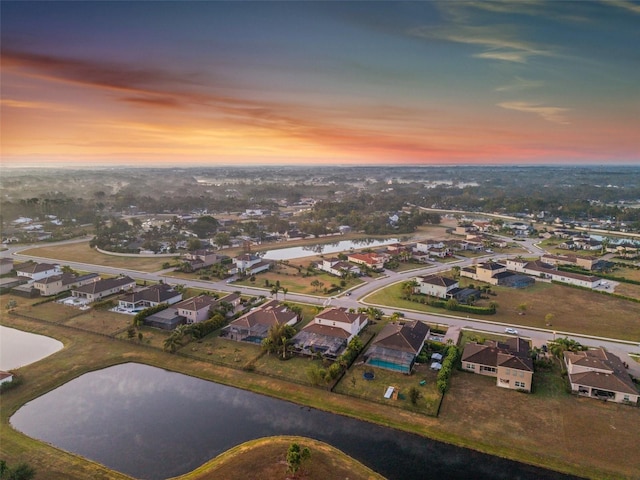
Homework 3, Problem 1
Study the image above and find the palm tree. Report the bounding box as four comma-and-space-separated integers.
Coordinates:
163, 333, 183, 353
281, 287, 288, 301
270, 285, 279, 299
262, 322, 296, 359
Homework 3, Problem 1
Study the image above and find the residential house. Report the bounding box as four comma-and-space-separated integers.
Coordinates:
14, 261, 60, 281
462, 338, 534, 392
461, 261, 510, 286
564, 348, 639, 404
365, 320, 430, 374
173, 293, 241, 324
415, 275, 458, 299
454, 224, 476, 235
509, 222, 532, 237
414, 239, 445, 254
0, 258, 13, 275
317, 258, 361, 277
182, 249, 223, 271
232, 254, 271, 275
541, 254, 599, 271
72, 276, 136, 303
223, 300, 299, 342
33, 272, 99, 297
472, 221, 492, 233
292, 307, 368, 359
118, 283, 183, 311
505, 259, 602, 289
347, 252, 388, 271
173, 294, 218, 324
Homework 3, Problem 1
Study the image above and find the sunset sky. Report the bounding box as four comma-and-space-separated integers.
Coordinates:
2, 1, 639, 167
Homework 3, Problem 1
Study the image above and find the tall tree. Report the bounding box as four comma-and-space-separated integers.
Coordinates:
262, 322, 296, 359
286, 443, 311, 476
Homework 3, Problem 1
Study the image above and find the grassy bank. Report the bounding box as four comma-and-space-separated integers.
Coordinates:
169, 435, 385, 480
1, 315, 638, 480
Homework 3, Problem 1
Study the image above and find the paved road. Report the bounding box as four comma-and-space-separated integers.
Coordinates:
3, 237, 639, 370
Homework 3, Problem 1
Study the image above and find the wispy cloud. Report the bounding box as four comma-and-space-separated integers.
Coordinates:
607, 0, 640, 14
1, 98, 72, 111
495, 77, 544, 92
409, 25, 554, 63
498, 101, 570, 124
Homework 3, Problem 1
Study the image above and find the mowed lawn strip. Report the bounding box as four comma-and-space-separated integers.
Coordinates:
365, 280, 640, 341
18, 241, 169, 272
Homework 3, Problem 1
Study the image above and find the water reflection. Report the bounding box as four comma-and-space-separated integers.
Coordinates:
0, 325, 63, 370
263, 238, 400, 260
11, 363, 581, 480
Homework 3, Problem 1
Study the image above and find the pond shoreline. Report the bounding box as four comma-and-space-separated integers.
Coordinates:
0, 316, 605, 480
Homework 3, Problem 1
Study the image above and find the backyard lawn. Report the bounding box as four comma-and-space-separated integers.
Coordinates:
335, 363, 442, 416
440, 368, 640, 479
180, 336, 264, 369
62, 309, 132, 336
11, 300, 80, 323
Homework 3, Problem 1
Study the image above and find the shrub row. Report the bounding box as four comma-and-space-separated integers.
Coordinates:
436, 345, 460, 393
134, 303, 169, 325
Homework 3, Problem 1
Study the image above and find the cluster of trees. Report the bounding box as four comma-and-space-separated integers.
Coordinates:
286, 443, 311, 476
163, 309, 231, 353
306, 336, 364, 386
262, 322, 297, 359
300, 196, 440, 235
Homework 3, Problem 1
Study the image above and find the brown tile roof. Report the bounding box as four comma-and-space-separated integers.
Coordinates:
316, 307, 364, 325
418, 275, 457, 287
120, 283, 180, 304
15, 261, 58, 274
74, 276, 135, 294
565, 348, 638, 395
372, 320, 430, 354
301, 323, 350, 339
174, 294, 216, 312
231, 301, 297, 329
462, 339, 533, 371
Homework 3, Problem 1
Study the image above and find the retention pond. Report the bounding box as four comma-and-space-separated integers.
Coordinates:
11, 363, 581, 480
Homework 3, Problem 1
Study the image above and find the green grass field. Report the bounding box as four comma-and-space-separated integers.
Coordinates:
365, 278, 640, 341
18, 242, 170, 272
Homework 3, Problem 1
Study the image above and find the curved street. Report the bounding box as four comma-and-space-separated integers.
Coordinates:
2, 236, 639, 377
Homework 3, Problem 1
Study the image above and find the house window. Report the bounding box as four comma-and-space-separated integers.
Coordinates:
515, 381, 526, 388
512, 370, 518, 376
480, 366, 496, 373
465, 363, 474, 370
624, 395, 630, 402
505, 368, 510, 375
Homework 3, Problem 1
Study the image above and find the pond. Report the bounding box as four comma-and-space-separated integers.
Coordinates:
262, 238, 400, 260
0, 325, 63, 371
11, 363, 581, 480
